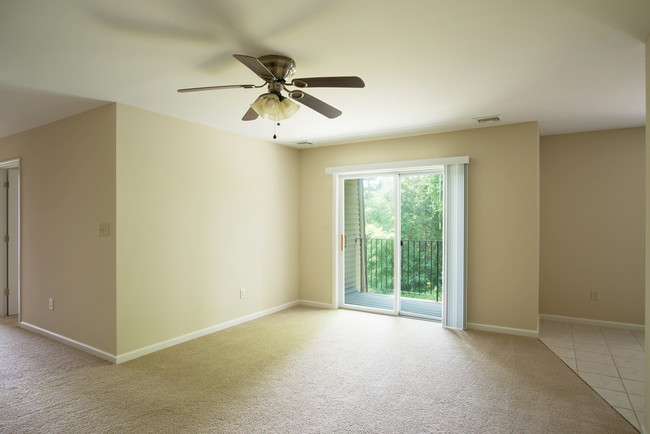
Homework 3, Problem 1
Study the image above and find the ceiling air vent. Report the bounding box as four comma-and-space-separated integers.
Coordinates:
474, 115, 501, 124
295, 141, 314, 146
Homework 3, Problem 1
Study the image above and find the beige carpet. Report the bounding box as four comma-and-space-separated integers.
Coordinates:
0, 307, 637, 433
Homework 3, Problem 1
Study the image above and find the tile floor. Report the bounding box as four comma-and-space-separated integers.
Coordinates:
539, 319, 645, 431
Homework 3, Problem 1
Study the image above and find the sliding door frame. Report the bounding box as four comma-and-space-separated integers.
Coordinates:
333, 164, 449, 318
328, 157, 469, 323
397, 169, 443, 320
337, 172, 400, 316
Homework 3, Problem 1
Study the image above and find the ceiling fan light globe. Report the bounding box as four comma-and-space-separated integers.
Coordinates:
251, 93, 299, 121
250, 95, 266, 118
280, 98, 300, 119
250, 94, 279, 119
266, 97, 278, 110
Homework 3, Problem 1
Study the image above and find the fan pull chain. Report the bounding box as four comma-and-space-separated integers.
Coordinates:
273, 122, 280, 139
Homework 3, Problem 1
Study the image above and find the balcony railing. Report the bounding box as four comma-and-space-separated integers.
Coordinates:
356, 238, 443, 302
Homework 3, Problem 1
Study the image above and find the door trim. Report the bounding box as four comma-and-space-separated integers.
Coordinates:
329, 158, 468, 312
326, 156, 469, 175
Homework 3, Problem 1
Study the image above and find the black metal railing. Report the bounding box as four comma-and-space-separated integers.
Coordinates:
356, 238, 442, 302
401, 239, 442, 301
364, 238, 394, 293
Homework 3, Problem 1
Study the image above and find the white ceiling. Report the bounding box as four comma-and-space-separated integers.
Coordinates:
1, 0, 648, 147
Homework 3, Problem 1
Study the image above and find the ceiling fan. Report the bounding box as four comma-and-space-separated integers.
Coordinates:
178, 54, 365, 122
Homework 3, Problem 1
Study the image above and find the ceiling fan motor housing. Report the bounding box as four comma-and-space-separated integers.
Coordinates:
258, 55, 296, 82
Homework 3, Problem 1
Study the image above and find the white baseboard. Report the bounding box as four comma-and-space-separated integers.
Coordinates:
468, 322, 538, 338
115, 300, 300, 364
539, 314, 644, 332
299, 300, 335, 309
19, 321, 117, 364
117, 300, 338, 363
20, 301, 303, 365
297, 302, 539, 337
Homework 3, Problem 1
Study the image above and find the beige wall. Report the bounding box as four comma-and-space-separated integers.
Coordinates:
299, 122, 540, 332
115, 104, 299, 354
0, 105, 117, 353
540, 128, 645, 325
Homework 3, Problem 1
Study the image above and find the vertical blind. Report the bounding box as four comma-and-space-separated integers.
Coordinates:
443, 163, 467, 329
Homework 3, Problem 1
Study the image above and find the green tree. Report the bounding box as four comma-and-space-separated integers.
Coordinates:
362, 177, 394, 239
361, 177, 395, 290
400, 174, 443, 241
361, 174, 443, 300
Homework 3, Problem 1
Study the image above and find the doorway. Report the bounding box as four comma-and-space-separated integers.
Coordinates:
340, 171, 444, 320
0, 160, 19, 318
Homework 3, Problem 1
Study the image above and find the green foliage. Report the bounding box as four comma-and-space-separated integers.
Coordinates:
362, 177, 394, 239
399, 174, 443, 242
361, 174, 443, 302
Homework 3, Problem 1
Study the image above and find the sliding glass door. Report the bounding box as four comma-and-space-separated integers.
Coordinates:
342, 176, 396, 311
340, 171, 443, 320
399, 173, 443, 319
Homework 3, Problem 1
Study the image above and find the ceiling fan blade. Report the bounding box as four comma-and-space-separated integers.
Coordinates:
289, 91, 342, 119
233, 54, 276, 81
291, 76, 365, 88
242, 107, 259, 121
177, 84, 256, 93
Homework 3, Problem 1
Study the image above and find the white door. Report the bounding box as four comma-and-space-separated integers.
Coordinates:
0, 169, 6, 316
7, 168, 18, 315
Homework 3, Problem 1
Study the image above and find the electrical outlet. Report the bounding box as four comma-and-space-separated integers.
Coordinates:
98, 223, 109, 237
240, 288, 246, 299
48, 298, 54, 310
590, 290, 600, 301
